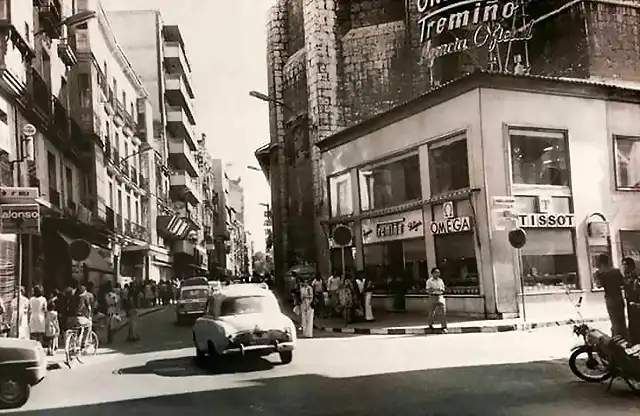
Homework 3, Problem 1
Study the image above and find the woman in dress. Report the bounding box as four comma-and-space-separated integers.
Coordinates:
622, 257, 640, 344
29, 285, 47, 344
299, 278, 314, 338
340, 277, 354, 325
363, 275, 375, 322
10, 286, 30, 339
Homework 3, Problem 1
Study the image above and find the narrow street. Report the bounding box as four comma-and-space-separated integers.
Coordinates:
5, 307, 638, 416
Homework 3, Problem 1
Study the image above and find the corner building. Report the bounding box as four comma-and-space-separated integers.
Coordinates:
318, 71, 640, 318
258, 0, 640, 287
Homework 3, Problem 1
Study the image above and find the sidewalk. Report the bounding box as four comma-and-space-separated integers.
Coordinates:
312, 308, 609, 336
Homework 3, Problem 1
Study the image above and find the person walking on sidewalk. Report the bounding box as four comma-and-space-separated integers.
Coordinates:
44, 302, 59, 356
122, 291, 140, 342
29, 285, 47, 345
594, 254, 627, 338
622, 257, 640, 344
426, 268, 448, 333
363, 275, 375, 322
300, 278, 314, 338
104, 282, 120, 344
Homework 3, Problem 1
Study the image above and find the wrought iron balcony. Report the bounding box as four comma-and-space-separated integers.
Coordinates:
36, 0, 63, 39
48, 187, 60, 207
124, 220, 149, 241
57, 37, 77, 66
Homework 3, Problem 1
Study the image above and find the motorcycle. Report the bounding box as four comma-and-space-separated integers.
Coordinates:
569, 321, 640, 394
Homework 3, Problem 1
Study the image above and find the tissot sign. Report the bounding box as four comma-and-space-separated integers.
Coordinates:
417, 0, 534, 66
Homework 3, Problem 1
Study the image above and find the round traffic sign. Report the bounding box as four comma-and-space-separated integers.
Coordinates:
69, 239, 91, 262
22, 124, 36, 136
508, 228, 527, 249
332, 225, 352, 246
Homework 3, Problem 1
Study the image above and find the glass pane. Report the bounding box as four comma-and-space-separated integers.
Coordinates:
522, 229, 578, 292
329, 173, 352, 217
621, 231, 640, 265
510, 131, 570, 186
358, 154, 421, 211
615, 137, 640, 188
434, 234, 479, 294
428, 138, 470, 195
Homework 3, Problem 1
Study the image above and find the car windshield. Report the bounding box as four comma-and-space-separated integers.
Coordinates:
181, 288, 208, 300
220, 296, 277, 316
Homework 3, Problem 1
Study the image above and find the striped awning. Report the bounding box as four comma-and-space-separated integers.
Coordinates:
157, 215, 190, 240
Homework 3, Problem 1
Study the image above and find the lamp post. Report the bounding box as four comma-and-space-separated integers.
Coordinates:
249, 91, 293, 112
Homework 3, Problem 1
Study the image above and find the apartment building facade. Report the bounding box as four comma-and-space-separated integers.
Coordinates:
107, 9, 206, 279
208, 158, 230, 278
226, 172, 246, 277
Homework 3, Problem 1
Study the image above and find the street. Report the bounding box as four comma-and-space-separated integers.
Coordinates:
5, 307, 638, 416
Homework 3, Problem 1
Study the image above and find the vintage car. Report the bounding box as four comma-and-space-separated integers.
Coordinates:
0, 337, 47, 409
176, 277, 212, 324
192, 283, 296, 365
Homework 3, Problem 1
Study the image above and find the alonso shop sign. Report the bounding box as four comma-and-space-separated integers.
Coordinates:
417, 0, 534, 66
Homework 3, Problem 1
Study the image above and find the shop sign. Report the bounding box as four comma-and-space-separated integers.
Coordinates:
518, 213, 574, 228
361, 209, 424, 244
417, 0, 534, 67
490, 196, 517, 231
430, 216, 472, 235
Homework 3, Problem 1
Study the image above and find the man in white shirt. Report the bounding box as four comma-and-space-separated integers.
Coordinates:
426, 268, 447, 333
327, 273, 342, 314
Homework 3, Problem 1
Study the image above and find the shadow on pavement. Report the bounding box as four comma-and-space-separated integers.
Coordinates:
19, 359, 640, 415
114, 354, 276, 377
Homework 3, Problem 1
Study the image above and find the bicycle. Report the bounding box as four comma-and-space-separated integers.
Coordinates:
63, 325, 99, 368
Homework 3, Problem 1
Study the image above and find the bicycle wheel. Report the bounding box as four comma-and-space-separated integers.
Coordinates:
63, 331, 79, 368
84, 331, 99, 356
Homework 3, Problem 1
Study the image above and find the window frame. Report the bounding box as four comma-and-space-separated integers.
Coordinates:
427, 134, 469, 196
613, 135, 640, 192
357, 151, 421, 212
506, 126, 571, 192
327, 172, 353, 218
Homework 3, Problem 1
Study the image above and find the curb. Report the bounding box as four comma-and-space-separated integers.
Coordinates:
313, 317, 610, 335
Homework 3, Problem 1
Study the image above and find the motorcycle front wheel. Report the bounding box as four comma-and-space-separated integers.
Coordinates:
569, 345, 612, 383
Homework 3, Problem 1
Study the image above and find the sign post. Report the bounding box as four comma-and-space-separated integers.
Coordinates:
332, 225, 353, 278
508, 228, 528, 322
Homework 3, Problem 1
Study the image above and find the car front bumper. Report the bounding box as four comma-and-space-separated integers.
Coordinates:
222, 341, 295, 356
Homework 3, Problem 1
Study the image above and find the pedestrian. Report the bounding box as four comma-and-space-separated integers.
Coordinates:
340, 277, 354, 325
44, 302, 60, 356
594, 254, 627, 338
622, 257, 640, 344
10, 286, 30, 339
299, 278, 314, 338
29, 285, 47, 345
122, 291, 140, 342
104, 281, 119, 344
311, 274, 325, 317
426, 268, 448, 333
363, 275, 375, 322
327, 272, 341, 316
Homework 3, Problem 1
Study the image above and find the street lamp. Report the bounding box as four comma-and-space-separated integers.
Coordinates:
114, 142, 153, 169
249, 91, 293, 112
34, 10, 98, 37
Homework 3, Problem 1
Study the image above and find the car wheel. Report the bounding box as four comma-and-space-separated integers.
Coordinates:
207, 341, 220, 368
0, 378, 30, 409
279, 351, 293, 365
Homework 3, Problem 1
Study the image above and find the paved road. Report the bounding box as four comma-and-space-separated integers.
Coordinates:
4, 307, 638, 416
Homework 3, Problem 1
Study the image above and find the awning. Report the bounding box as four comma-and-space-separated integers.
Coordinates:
157, 215, 190, 239
58, 233, 114, 274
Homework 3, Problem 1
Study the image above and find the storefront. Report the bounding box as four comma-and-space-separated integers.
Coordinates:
318, 71, 640, 319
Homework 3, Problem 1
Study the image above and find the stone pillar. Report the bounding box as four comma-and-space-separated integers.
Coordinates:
267, 0, 290, 286
303, 0, 343, 277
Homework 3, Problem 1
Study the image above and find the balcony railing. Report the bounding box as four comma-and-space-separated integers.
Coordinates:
49, 187, 60, 206
37, 0, 63, 39
29, 68, 51, 118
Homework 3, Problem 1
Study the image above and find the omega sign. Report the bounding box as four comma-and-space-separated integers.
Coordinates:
430, 216, 472, 235
417, 0, 534, 67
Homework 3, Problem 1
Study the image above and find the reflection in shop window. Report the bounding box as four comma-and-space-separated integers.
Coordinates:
329, 173, 352, 217
521, 229, 578, 292
614, 136, 640, 189
510, 129, 570, 186
428, 136, 470, 195
359, 154, 421, 211
434, 233, 479, 295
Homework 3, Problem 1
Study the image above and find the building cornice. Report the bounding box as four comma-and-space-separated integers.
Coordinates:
316, 70, 640, 152
96, 3, 149, 98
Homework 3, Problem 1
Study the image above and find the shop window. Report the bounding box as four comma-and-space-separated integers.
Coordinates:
620, 230, 640, 269
359, 154, 421, 211
614, 136, 640, 190
521, 229, 578, 292
428, 136, 469, 195
434, 233, 479, 295
329, 173, 352, 217
510, 128, 570, 186
363, 238, 427, 294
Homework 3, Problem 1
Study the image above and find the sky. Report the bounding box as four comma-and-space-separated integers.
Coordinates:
105, 0, 275, 253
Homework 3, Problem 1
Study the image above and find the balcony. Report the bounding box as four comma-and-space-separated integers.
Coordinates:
115, 100, 136, 133
52, 97, 69, 139
170, 171, 201, 205
28, 68, 51, 120
36, 0, 63, 39
168, 139, 198, 177
164, 74, 195, 124
171, 239, 196, 255
166, 106, 196, 149
123, 219, 149, 241
115, 213, 123, 235
57, 37, 77, 67
162, 30, 194, 98
48, 187, 60, 207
